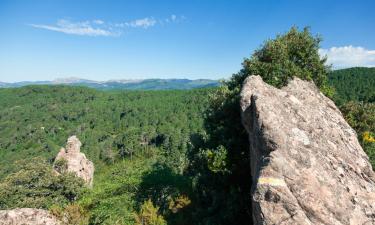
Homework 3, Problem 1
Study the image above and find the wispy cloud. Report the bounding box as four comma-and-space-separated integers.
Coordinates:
30, 19, 118, 37
163, 14, 186, 24
319, 46, 375, 68
126, 17, 157, 29
93, 19, 104, 25
29, 15, 185, 37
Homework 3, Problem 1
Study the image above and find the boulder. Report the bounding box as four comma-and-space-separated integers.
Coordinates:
240, 76, 375, 225
55, 136, 94, 187
0, 208, 60, 225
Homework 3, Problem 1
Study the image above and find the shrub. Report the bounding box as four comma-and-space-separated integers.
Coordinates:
243, 26, 332, 94
54, 158, 68, 173
134, 199, 167, 225
0, 157, 85, 209
50, 203, 89, 225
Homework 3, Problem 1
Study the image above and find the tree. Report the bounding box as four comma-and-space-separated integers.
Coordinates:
243, 26, 332, 94
134, 199, 167, 225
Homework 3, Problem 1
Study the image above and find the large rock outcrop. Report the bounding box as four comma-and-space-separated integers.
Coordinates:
0, 208, 60, 225
240, 76, 375, 225
55, 136, 94, 187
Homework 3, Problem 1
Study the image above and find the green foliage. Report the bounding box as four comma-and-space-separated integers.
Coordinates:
134, 199, 167, 225
205, 146, 228, 174
340, 101, 375, 168
79, 156, 154, 225
0, 157, 85, 209
186, 80, 251, 224
50, 203, 89, 225
136, 163, 192, 216
328, 67, 375, 105
54, 158, 68, 173
99, 147, 115, 165
243, 26, 332, 95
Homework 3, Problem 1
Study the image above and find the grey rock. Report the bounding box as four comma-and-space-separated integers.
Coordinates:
0, 208, 60, 225
240, 76, 375, 225
55, 136, 94, 187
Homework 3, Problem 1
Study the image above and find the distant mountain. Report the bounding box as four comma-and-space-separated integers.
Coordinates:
0, 78, 220, 90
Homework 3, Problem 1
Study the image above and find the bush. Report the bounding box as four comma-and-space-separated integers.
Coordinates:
244, 26, 332, 93
50, 203, 89, 225
54, 158, 68, 173
0, 157, 85, 209
134, 199, 167, 225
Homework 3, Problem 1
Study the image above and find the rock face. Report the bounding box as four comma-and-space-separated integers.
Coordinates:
240, 76, 375, 225
0, 208, 60, 225
55, 136, 94, 187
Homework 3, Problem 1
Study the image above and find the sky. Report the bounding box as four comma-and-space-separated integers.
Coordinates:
0, 0, 374, 82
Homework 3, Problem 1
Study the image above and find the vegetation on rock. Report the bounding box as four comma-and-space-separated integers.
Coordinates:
0, 158, 85, 209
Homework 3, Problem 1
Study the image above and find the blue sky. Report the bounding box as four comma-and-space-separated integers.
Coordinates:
1, 0, 374, 82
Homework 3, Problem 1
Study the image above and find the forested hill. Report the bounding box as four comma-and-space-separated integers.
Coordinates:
0, 85, 214, 223
0, 86, 212, 177
0, 78, 220, 90
328, 67, 375, 105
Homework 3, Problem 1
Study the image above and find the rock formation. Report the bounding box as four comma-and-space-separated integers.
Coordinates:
0, 208, 60, 225
240, 76, 375, 225
55, 135, 94, 187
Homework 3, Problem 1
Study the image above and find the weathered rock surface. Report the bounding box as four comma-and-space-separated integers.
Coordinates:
0, 208, 60, 225
55, 136, 94, 187
240, 76, 375, 225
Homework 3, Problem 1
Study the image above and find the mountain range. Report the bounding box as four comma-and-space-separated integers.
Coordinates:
0, 78, 220, 90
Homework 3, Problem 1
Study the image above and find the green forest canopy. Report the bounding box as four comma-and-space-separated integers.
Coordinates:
328, 67, 375, 105
0, 85, 213, 224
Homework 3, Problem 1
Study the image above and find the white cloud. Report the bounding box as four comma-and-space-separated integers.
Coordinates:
164, 14, 186, 24
126, 17, 157, 29
93, 19, 104, 25
29, 15, 185, 37
319, 46, 375, 68
30, 19, 118, 37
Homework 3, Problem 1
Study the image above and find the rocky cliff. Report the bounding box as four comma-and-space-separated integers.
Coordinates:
0, 208, 60, 225
240, 76, 375, 225
55, 136, 94, 187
